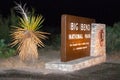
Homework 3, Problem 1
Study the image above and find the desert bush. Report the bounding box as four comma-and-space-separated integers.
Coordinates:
52, 34, 61, 50
0, 9, 18, 43
45, 34, 61, 50
0, 39, 15, 58
106, 22, 120, 53
0, 16, 9, 42
10, 3, 49, 62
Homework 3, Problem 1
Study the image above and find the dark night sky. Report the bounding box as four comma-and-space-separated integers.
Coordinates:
0, 0, 120, 28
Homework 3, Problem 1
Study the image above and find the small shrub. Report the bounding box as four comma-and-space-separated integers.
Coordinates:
52, 34, 61, 50
45, 34, 61, 50
0, 39, 15, 58
106, 22, 120, 53
0, 9, 18, 43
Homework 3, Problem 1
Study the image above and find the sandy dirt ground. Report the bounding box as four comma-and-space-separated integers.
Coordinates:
0, 47, 61, 74
0, 47, 120, 80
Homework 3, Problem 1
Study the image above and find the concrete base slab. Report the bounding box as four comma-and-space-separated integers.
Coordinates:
45, 56, 106, 72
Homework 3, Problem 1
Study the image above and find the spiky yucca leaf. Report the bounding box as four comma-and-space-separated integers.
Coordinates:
10, 27, 48, 48
10, 3, 49, 62
19, 15, 44, 31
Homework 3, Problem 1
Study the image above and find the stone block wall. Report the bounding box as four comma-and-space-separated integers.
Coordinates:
91, 23, 106, 56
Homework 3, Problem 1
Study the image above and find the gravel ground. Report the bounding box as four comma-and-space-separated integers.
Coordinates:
0, 63, 120, 80
0, 48, 120, 80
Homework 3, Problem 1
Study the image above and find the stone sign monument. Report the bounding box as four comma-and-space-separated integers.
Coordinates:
45, 14, 106, 71
91, 23, 106, 56
61, 14, 95, 62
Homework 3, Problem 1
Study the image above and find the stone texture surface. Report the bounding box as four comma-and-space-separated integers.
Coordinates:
91, 23, 106, 56
45, 56, 106, 71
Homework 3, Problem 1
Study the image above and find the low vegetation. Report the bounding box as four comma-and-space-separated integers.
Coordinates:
106, 22, 120, 53
0, 39, 15, 58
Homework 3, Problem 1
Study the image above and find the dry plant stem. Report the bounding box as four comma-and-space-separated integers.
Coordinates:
18, 30, 39, 62
19, 37, 38, 62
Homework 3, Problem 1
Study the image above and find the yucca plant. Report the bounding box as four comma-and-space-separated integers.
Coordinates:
10, 3, 49, 63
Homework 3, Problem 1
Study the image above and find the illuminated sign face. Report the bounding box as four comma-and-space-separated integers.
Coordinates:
61, 14, 95, 62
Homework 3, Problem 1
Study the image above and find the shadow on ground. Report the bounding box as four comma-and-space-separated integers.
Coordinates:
0, 63, 120, 80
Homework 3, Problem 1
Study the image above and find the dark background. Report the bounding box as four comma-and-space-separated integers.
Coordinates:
0, 0, 120, 33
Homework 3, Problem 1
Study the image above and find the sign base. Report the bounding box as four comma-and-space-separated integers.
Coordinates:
45, 55, 106, 72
